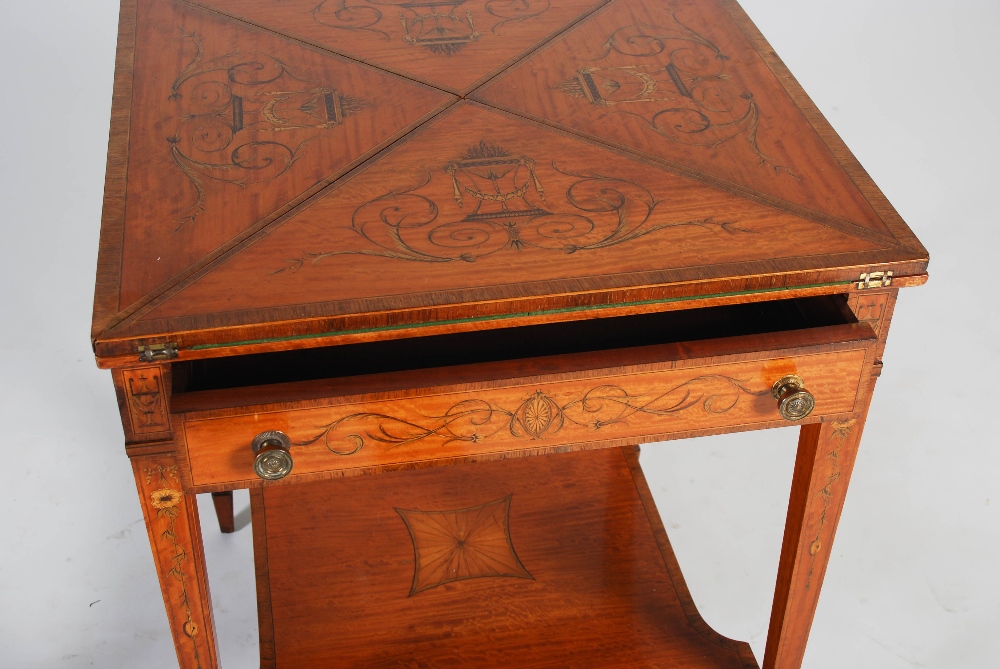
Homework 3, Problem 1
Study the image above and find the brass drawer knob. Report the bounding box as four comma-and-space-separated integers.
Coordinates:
771, 375, 816, 421
252, 430, 293, 480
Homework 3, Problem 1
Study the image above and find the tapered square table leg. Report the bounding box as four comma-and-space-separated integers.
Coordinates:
132, 454, 219, 669
763, 412, 870, 669
211, 491, 235, 534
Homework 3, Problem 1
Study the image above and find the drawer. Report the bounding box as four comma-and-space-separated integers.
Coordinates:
172, 296, 877, 490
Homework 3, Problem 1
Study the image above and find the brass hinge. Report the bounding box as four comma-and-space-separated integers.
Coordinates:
137, 343, 179, 363
857, 270, 893, 289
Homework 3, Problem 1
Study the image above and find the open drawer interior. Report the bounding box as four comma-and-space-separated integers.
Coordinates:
173, 294, 858, 403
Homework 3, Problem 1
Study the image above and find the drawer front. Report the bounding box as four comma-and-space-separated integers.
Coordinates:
181, 345, 871, 488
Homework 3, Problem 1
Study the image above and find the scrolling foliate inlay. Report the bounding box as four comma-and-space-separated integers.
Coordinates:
309, 0, 551, 55
168, 30, 369, 229
276, 140, 752, 270
556, 9, 795, 178
297, 375, 768, 456
142, 465, 204, 669
397, 494, 533, 596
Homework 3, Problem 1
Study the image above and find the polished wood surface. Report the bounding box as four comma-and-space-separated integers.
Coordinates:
92, 1, 928, 667
178, 323, 875, 490
764, 414, 870, 669
91, 0, 927, 366
132, 453, 219, 669
210, 491, 235, 534
114, 0, 453, 310
474, 0, 888, 233
252, 447, 757, 668
186, 0, 610, 94
114, 365, 173, 443
847, 287, 898, 358
140, 103, 884, 321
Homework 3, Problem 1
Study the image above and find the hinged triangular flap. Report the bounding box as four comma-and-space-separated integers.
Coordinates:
120, 103, 889, 333
472, 0, 903, 242
184, 0, 611, 93
104, 0, 454, 315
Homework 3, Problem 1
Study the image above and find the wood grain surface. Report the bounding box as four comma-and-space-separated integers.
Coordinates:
113, 365, 173, 443
186, 0, 611, 93
763, 414, 870, 669
132, 454, 218, 669
179, 322, 875, 489
252, 447, 758, 668
474, 0, 889, 235
847, 287, 898, 359
139, 101, 887, 322
91, 0, 927, 365
92, 3, 929, 667
104, 0, 454, 310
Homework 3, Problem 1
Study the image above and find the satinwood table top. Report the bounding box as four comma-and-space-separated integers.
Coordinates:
92, 0, 927, 365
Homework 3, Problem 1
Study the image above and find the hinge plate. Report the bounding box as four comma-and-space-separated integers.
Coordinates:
137, 343, 179, 363
857, 270, 893, 290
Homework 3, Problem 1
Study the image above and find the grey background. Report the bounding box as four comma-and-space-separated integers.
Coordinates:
1, 0, 997, 666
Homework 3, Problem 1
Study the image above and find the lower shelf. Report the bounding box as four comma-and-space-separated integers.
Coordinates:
251, 447, 758, 668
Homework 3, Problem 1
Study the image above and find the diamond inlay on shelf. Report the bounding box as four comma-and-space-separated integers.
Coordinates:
397, 494, 533, 596
253, 448, 763, 668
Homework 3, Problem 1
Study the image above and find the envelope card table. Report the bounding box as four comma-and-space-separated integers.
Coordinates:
92, 0, 928, 667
